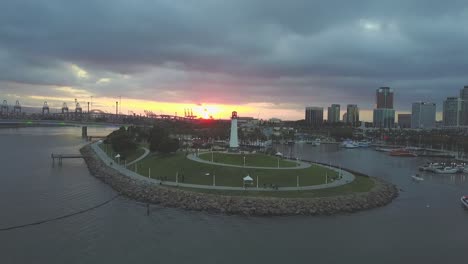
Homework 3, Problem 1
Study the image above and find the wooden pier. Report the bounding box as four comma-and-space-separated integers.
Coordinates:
51, 153, 84, 166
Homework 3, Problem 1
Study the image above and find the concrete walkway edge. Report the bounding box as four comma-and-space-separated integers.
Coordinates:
91, 142, 355, 191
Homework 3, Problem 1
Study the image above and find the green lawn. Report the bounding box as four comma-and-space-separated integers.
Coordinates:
134, 152, 339, 188
99, 143, 145, 163
171, 174, 375, 198
198, 152, 297, 168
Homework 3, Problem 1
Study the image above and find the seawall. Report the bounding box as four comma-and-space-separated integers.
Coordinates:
80, 145, 398, 216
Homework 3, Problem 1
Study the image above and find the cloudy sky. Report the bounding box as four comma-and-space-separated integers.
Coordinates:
1, 0, 467, 120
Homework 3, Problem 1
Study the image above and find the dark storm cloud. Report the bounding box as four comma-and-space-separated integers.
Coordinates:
1, 0, 468, 114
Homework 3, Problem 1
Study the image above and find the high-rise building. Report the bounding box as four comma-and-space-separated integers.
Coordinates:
376, 87, 394, 109
459, 86, 468, 126
327, 104, 340, 123
346, 104, 359, 126
373, 87, 395, 128
411, 102, 436, 129
398, 114, 412, 128
305, 107, 323, 126
373, 109, 395, 128
443, 97, 462, 127
342, 113, 348, 123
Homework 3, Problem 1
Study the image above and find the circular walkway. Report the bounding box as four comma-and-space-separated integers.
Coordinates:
187, 153, 312, 169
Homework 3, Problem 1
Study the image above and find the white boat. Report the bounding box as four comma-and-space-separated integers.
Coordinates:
419, 162, 444, 172
345, 143, 359, 149
461, 196, 468, 209
434, 167, 459, 174
411, 174, 424, 181
357, 141, 371, 148
313, 139, 321, 146
375, 147, 394, 152
341, 140, 358, 149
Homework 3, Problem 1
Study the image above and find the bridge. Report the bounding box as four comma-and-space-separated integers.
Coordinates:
51, 153, 84, 166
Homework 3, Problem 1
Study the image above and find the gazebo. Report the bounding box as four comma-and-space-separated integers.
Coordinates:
243, 175, 254, 188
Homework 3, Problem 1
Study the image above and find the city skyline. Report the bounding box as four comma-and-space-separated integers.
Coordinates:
1, 1, 468, 121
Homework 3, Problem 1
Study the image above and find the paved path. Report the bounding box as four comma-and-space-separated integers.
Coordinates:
187, 153, 312, 169
127, 147, 150, 166
91, 142, 355, 191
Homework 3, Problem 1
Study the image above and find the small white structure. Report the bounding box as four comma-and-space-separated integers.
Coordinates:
243, 175, 254, 187
229, 111, 239, 149
275, 152, 283, 157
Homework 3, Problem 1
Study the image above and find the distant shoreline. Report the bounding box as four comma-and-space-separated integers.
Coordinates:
0, 123, 75, 129
80, 144, 399, 216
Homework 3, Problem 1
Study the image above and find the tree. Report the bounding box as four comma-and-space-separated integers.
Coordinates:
148, 126, 179, 153
149, 126, 169, 152
107, 127, 137, 154
159, 138, 180, 154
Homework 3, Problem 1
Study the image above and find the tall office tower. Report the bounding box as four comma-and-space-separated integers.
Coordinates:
327, 104, 340, 123
376, 87, 394, 109
346, 104, 360, 126
305, 107, 324, 127
443, 97, 462, 127
373, 87, 395, 128
411, 102, 436, 129
459, 86, 468, 125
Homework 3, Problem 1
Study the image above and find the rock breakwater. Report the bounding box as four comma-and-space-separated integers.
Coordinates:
81, 145, 398, 216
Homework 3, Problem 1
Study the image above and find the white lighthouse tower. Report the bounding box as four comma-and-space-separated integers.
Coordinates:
229, 111, 239, 149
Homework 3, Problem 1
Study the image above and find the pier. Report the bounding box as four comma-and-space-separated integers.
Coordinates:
51, 153, 84, 166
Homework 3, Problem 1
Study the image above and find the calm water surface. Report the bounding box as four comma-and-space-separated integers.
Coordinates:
1, 127, 468, 264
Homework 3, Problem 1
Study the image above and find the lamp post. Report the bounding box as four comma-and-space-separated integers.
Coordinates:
243, 156, 246, 167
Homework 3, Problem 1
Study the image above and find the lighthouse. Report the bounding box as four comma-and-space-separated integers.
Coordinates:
229, 111, 239, 149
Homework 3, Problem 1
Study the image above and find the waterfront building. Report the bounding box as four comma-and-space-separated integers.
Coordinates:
411, 102, 436, 129
373, 87, 395, 128
373, 109, 395, 128
346, 104, 359, 126
443, 97, 462, 127
229, 111, 239, 148
327, 104, 340, 123
305, 107, 323, 126
268, 118, 282, 124
376, 87, 394, 109
397, 114, 411, 129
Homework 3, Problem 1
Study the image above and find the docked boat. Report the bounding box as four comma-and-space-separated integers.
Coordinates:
461, 196, 468, 209
419, 162, 444, 172
389, 149, 417, 157
313, 139, 321, 146
411, 174, 424, 181
357, 141, 371, 148
341, 140, 358, 149
375, 147, 394, 152
434, 167, 459, 174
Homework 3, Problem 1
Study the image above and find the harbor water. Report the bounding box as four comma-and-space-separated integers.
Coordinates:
1, 127, 468, 264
